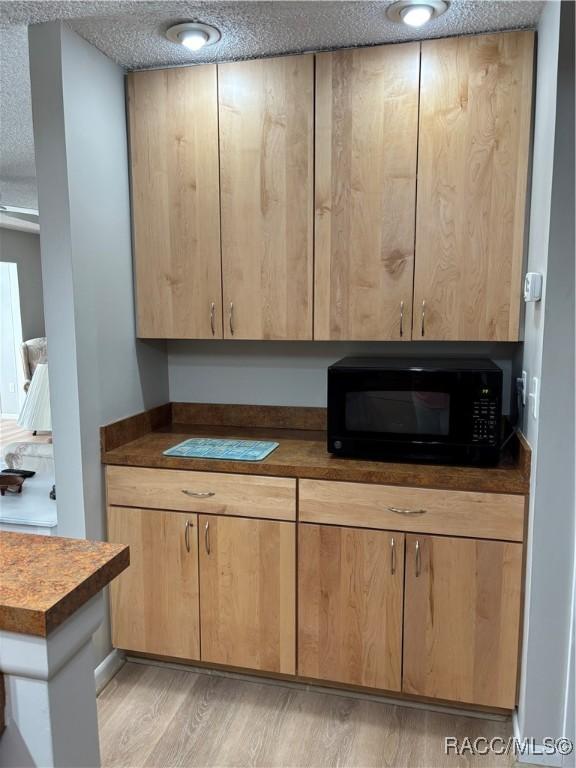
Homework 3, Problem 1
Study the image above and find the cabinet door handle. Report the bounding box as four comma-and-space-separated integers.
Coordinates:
210, 302, 216, 336
182, 490, 215, 498
421, 300, 426, 337
229, 302, 234, 336
387, 506, 427, 516
204, 520, 211, 555
390, 537, 396, 575
399, 301, 404, 338
184, 520, 192, 553
415, 539, 421, 578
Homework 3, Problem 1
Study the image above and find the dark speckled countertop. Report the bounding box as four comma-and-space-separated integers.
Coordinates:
0, 532, 129, 636
100, 403, 531, 495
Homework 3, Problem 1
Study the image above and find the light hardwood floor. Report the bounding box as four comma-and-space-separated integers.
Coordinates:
0, 417, 50, 453
98, 662, 516, 767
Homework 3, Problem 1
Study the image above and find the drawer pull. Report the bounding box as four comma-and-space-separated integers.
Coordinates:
387, 506, 427, 516
390, 537, 396, 575
182, 490, 215, 498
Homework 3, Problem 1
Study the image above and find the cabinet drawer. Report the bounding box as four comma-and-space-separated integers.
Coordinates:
299, 480, 525, 542
106, 466, 296, 521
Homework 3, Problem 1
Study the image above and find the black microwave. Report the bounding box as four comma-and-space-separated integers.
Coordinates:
327, 358, 503, 465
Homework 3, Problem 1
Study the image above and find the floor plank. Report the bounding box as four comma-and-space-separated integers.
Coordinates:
0, 417, 50, 454
98, 663, 515, 768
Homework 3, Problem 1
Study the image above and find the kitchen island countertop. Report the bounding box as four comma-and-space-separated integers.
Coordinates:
0, 531, 129, 636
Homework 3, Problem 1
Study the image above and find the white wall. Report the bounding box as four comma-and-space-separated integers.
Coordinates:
0, 263, 22, 415
28, 21, 169, 665
517, 0, 575, 756
0, 227, 44, 341
169, 341, 520, 414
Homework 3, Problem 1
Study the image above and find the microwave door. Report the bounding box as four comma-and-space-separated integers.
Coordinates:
344, 389, 452, 442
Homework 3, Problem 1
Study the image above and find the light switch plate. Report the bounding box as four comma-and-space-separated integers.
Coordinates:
524, 272, 543, 302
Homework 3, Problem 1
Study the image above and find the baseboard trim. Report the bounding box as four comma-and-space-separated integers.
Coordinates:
126, 655, 508, 722
513, 711, 565, 767
95, 649, 125, 695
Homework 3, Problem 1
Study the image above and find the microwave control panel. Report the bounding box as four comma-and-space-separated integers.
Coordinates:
471, 395, 499, 444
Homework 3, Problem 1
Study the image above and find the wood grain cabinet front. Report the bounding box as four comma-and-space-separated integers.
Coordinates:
298, 524, 404, 691
106, 466, 296, 521
199, 515, 296, 675
314, 43, 420, 340
402, 534, 523, 709
218, 55, 314, 340
299, 479, 525, 542
413, 31, 534, 341
108, 506, 200, 660
127, 67, 222, 339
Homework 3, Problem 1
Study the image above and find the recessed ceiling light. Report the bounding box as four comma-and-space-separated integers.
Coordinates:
386, 1, 449, 27
166, 22, 221, 51
401, 5, 433, 26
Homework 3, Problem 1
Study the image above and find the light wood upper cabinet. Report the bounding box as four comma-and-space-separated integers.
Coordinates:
128, 67, 222, 339
218, 55, 314, 340
126, 32, 533, 343
403, 534, 523, 708
298, 524, 404, 690
314, 44, 420, 340
413, 32, 534, 341
199, 515, 296, 674
108, 506, 200, 659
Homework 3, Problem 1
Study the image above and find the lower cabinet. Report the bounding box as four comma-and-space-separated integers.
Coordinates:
298, 524, 404, 690
108, 505, 296, 675
297, 526, 523, 709
402, 534, 523, 709
199, 515, 296, 674
108, 506, 200, 659
107, 471, 525, 711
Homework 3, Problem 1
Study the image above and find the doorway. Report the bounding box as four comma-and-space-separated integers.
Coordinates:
0, 261, 25, 419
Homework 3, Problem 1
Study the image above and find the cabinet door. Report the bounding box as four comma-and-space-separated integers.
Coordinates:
218, 55, 314, 340
108, 506, 200, 659
128, 67, 222, 339
413, 32, 534, 341
298, 524, 404, 690
315, 44, 420, 340
403, 534, 523, 708
199, 515, 296, 673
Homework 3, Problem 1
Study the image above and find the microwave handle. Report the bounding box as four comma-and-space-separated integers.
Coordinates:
387, 506, 427, 516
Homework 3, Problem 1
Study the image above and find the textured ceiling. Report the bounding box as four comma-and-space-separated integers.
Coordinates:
0, 23, 36, 209
0, 0, 544, 210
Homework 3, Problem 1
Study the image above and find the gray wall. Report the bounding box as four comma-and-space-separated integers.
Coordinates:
168, 341, 520, 415
0, 227, 44, 341
29, 21, 169, 666
520, 1, 560, 451
517, 0, 575, 750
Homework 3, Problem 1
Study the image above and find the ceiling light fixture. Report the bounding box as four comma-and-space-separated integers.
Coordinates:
166, 22, 221, 51
386, 1, 449, 27
401, 5, 433, 26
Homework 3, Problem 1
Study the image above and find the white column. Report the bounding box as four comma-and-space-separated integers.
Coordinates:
0, 594, 104, 768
